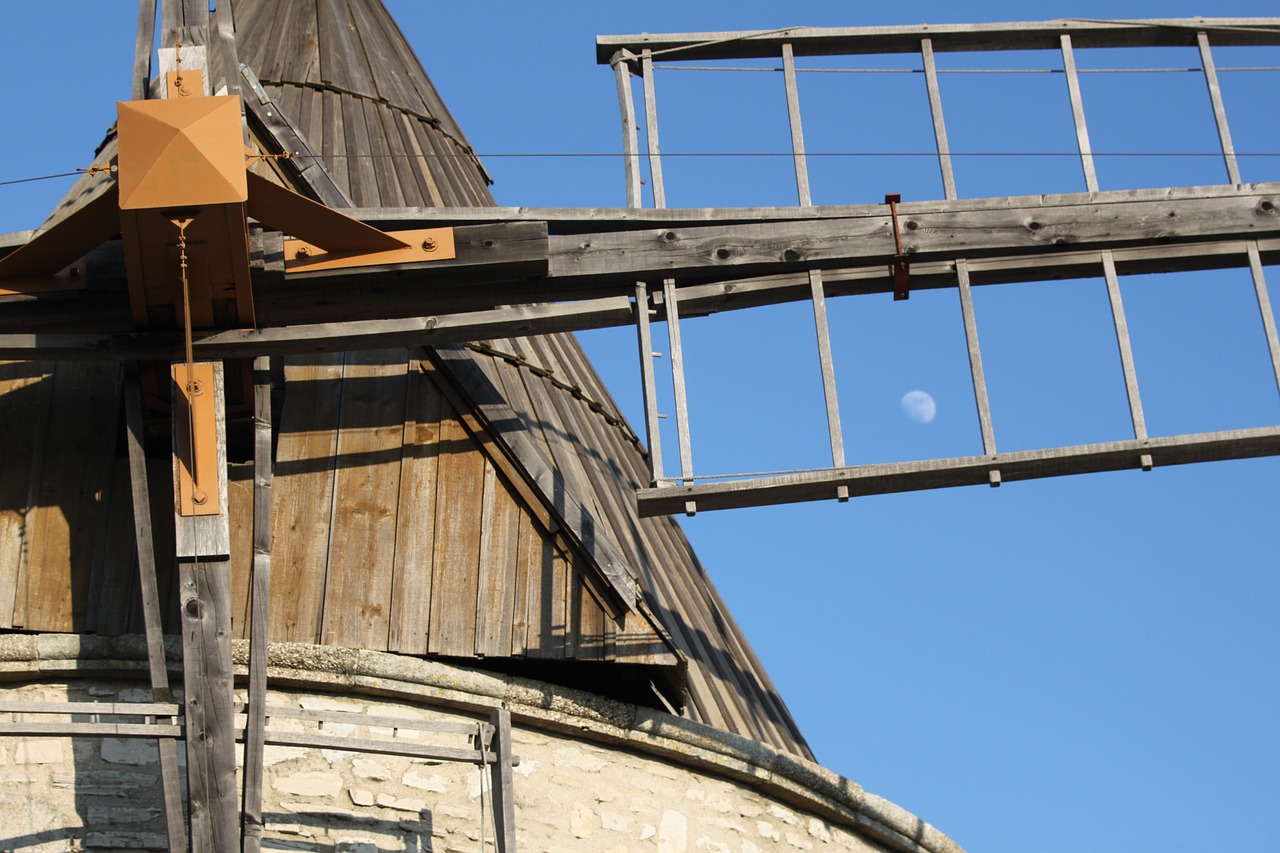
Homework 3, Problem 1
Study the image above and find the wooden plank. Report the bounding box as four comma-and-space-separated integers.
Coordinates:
122, 364, 188, 853
133, 0, 157, 100
388, 361, 443, 654
1246, 241, 1280, 398
640, 50, 667, 209
956, 260, 997, 458
210, 1, 241, 99
227, 466, 253, 639
269, 354, 344, 643
510, 513, 537, 655
781, 43, 812, 207
180, 557, 237, 853
662, 282, 694, 487
610, 50, 643, 207
633, 284, 665, 484
0, 723, 184, 738
241, 356, 273, 853
0, 700, 182, 715
91, 454, 142, 637
427, 396, 486, 657
320, 349, 408, 650
0, 362, 51, 628
475, 461, 521, 657
637, 425, 1280, 515
248, 731, 495, 764
595, 18, 1280, 63
1101, 250, 1148, 443
1060, 34, 1099, 193
808, 269, 845, 471
1197, 31, 1243, 185
921, 38, 957, 201
489, 708, 517, 853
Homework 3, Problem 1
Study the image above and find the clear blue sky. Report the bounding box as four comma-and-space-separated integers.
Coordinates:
2, 4, 1278, 852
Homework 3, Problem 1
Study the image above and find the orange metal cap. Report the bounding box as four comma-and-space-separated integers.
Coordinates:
116, 96, 248, 210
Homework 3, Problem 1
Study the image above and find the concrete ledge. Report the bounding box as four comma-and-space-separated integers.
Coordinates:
0, 634, 965, 853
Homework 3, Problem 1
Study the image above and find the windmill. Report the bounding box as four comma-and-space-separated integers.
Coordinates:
0, 2, 1276, 852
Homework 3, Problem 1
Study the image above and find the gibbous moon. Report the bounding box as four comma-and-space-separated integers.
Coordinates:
901, 390, 937, 424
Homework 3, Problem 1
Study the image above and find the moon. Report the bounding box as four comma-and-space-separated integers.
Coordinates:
901, 390, 937, 424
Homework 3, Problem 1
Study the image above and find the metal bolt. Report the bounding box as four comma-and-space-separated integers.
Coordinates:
294, 246, 311, 259
422, 238, 438, 252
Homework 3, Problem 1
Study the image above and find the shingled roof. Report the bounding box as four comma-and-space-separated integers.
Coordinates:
0, 0, 810, 757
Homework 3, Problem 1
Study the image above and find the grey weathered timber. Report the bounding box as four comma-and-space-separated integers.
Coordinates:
781, 43, 812, 207
921, 38, 957, 201
636, 426, 1280, 515
641, 50, 667, 209
0, 721, 184, 738
596, 18, 1280, 63
808, 269, 845, 474
634, 283, 666, 484
1247, 241, 1280, 396
180, 557, 237, 853
1060, 34, 1099, 193
123, 365, 188, 853
955, 260, 996, 459
662, 281, 695, 487
489, 708, 517, 853
1197, 31, 1243, 185
611, 50, 643, 207
133, 0, 157, 100
1101, 250, 1148, 443
241, 357, 273, 853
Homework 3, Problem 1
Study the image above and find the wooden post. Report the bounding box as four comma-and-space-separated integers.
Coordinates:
611, 50, 643, 207
640, 50, 667, 209
1198, 31, 1243, 185
781, 43, 812, 207
489, 708, 517, 852
634, 283, 666, 485
240, 356, 274, 853
123, 364, 188, 853
1060, 34, 1100, 193
662, 280, 695, 496
133, 0, 157, 100
955, 260, 998, 477
921, 38, 957, 201
1101, 251, 1149, 450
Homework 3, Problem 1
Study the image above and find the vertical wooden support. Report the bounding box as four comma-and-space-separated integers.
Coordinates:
955, 261, 999, 481
634, 283, 666, 485
1198, 31, 1243, 185
662, 281, 695, 496
488, 708, 517, 853
640, 50, 667, 209
240, 356, 273, 853
133, 0, 157, 100
1101, 251, 1149, 450
611, 50, 643, 207
1246, 241, 1280, 398
781, 43, 812, 207
123, 365, 188, 853
921, 38, 957, 201
1060, 34, 1100, 193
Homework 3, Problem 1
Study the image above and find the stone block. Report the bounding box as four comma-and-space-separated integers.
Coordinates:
569, 802, 597, 838
16, 738, 65, 764
658, 810, 688, 853
351, 758, 391, 780
101, 738, 157, 766
273, 770, 343, 797
402, 769, 449, 792
349, 789, 375, 807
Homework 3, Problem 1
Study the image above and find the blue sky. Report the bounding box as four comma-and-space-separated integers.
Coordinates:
2, 4, 1278, 852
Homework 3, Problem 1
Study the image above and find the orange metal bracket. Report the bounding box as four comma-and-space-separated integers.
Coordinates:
283, 227, 456, 273
172, 362, 221, 516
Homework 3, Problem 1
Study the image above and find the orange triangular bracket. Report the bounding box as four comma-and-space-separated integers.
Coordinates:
245, 172, 408, 254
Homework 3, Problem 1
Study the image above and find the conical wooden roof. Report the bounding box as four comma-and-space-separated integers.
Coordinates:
0, 0, 810, 757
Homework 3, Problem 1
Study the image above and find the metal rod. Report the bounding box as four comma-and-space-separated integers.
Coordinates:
641, 50, 667, 209
956, 259, 997, 456
1101, 250, 1148, 442
922, 38, 958, 200
781, 43, 813, 207
611, 50, 643, 207
1198, 31, 1243, 185
1246, 241, 1280, 399
634, 283, 666, 484
663, 280, 695, 484
1060, 34, 1100, 193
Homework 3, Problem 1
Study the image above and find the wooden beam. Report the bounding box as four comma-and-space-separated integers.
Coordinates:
596, 18, 1280, 64
636, 426, 1280, 515
640, 50, 667, 209
610, 50, 643, 207
123, 364, 188, 853
489, 708, 517, 853
133, 0, 157, 100
921, 38, 957, 201
1197, 31, 1243, 185
240, 356, 273, 853
1060, 34, 1099, 193
634, 283, 665, 484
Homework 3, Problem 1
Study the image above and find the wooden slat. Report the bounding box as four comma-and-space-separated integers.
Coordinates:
781, 43, 812, 207
637, 426, 1280, 515
0, 699, 182, 715
1197, 31, 1243, 185
640, 50, 667, 209
1060, 34, 1099, 193
1246, 241, 1280, 397
388, 361, 444, 654
133, 0, 157, 100
808, 269, 846, 471
610, 51, 643, 207
1101, 250, 1148, 443
662, 282, 694, 487
227, 467, 254, 639
956, 260, 997, 458
0, 722, 183, 738
595, 18, 1280, 63
489, 708, 517, 853
320, 349, 408, 650
921, 38, 957, 200
633, 284, 665, 484
427, 397, 485, 656
241, 356, 274, 853
0, 362, 51, 628
269, 354, 344, 643
475, 461, 521, 657
510, 512, 537, 655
